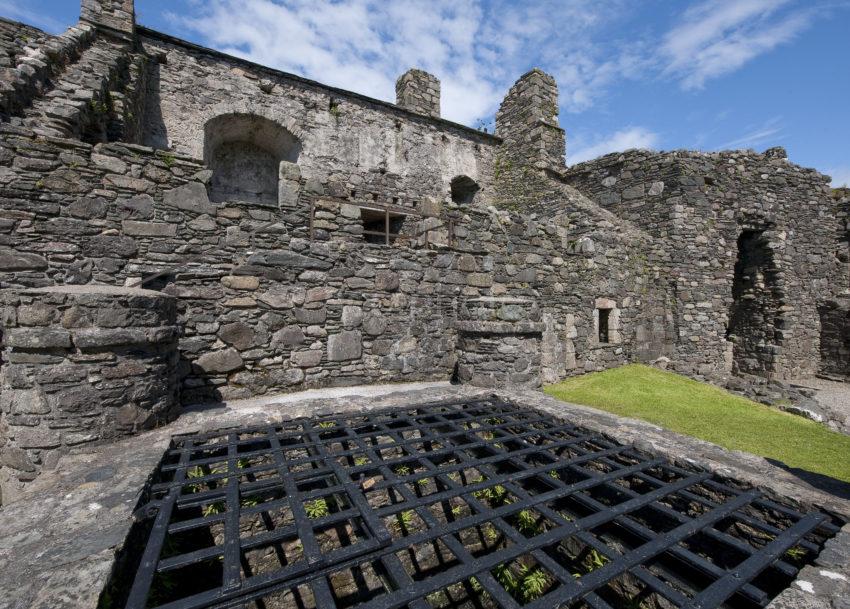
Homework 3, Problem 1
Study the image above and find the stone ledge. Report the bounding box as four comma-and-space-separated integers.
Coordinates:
454, 320, 545, 335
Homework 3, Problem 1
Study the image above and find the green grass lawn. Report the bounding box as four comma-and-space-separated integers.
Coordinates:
545, 364, 850, 484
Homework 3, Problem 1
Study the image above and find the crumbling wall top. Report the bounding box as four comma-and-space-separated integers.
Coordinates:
495, 68, 565, 172
80, 0, 135, 37
395, 68, 441, 118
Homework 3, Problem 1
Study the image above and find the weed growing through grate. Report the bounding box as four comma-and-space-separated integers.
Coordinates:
577, 548, 610, 576
544, 537, 613, 582
305, 498, 330, 519
472, 482, 513, 507
390, 509, 419, 535
511, 508, 547, 537
492, 557, 557, 604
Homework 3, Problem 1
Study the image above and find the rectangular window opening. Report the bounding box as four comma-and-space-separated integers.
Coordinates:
361, 207, 406, 246
598, 308, 611, 344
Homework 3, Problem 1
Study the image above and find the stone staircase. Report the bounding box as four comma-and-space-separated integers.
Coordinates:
0, 19, 96, 120
21, 33, 133, 140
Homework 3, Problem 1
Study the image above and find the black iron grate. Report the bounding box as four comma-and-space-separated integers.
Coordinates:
122, 396, 840, 609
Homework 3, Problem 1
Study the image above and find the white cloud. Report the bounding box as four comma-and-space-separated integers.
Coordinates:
168, 0, 634, 125
829, 168, 850, 188
569, 127, 661, 165
164, 0, 828, 130
661, 0, 813, 90
717, 116, 783, 149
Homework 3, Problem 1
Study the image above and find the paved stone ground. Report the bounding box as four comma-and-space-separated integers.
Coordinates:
0, 383, 847, 609
789, 377, 850, 436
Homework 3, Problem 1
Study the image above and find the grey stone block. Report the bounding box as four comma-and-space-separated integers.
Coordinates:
0, 248, 48, 271
122, 220, 178, 237
84, 234, 138, 258
291, 349, 322, 368
196, 348, 243, 373
218, 322, 256, 351
73, 328, 148, 349
5, 328, 72, 349
328, 331, 362, 361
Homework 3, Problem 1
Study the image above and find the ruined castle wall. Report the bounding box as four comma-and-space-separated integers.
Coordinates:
566, 149, 839, 379
461, 200, 674, 381
137, 30, 497, 209
0, 119, 667, 404
0, 20, 681, 408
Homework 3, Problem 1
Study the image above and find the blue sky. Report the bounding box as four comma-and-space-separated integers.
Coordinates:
3, 0, 849, 185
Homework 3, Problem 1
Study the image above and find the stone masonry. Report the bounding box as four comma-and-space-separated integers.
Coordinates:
395, 68, 441, 118
455, 296, 545, 388
0, 285, 179, 502
0, 0, 846, 497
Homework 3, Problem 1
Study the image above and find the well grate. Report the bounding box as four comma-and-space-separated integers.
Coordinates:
120, 396, 841, 609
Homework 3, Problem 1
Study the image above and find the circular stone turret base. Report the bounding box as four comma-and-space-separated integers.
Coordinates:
0, 285, 179, 504
455, 297, 544, 388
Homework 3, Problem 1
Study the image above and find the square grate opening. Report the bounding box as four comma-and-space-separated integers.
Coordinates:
112, 396, 841, 609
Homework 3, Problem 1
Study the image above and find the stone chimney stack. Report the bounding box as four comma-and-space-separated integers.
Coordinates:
80, 0, 135, 38
495, 68, 565, 171
396, 69, 441, 118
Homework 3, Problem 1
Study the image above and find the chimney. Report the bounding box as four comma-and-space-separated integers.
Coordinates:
80, 0, 135, 38
495, 68, 565, 171
395, 69, 441, 118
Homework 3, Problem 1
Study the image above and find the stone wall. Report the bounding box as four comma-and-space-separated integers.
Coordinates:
495, 69, 566, 175
564, 147, 840, 379
0, 0, 843, 418
0, 116, 669, 404
0, 285, 179, 503
0, 18, 96, 122
818, 297, 850, 379
136, 28, 495, 205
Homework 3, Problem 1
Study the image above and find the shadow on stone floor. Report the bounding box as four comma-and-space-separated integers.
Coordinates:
765, 458, 850, 501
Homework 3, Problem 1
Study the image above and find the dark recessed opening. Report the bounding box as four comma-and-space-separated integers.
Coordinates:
598, 308, 611, 343
204, 114, 301, 206
450, 175, 480, 205
361, 208, 406, 245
